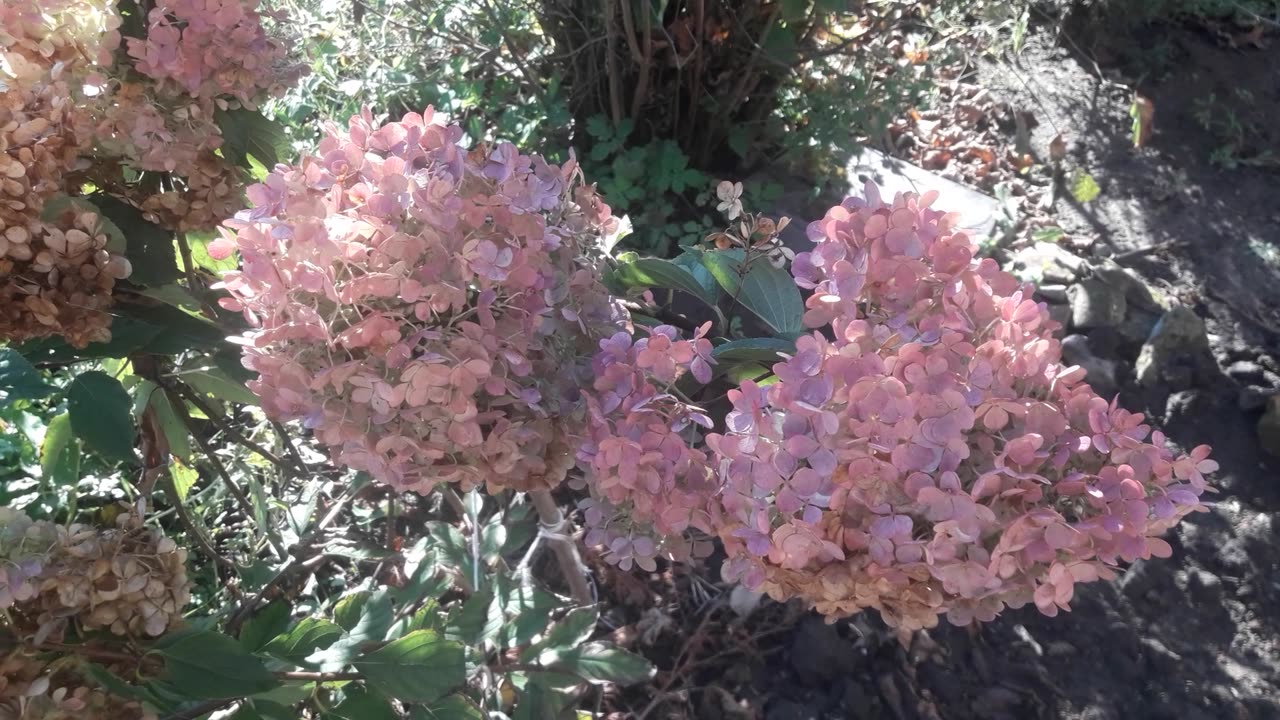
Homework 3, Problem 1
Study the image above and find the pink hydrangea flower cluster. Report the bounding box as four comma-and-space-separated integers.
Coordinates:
125, 0, 304, 107
705, 183, 1215, 630
217, 108, 626, 495
573, 324, 717, 570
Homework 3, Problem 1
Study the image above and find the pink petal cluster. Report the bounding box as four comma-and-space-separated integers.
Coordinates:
218, 108, 626, 494
125, 0, 304, 107
705, 184, 1215, 630
574, 324, 717, 570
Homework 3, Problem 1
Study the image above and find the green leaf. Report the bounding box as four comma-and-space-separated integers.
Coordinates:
151, 386, 192, 462
40, 413, 79, 486
169, 459, 198, 501
1031, 227, 1066, 243
737, 261, 804, 336
90, 194, 180, 287
411, 694, 485, 720
1069, 170, 1101, 203
427, 521, 477, 589
700, 248, 745, 295
711, 337, 796, 364
311, 590, 393, 668
443, 589, 495, 646
262, 617, 343, 666
611, 253, 716, 305
0, 348, 52, 405
153, 630, 280, 699
68, 371, 137, 463
333, 592, 371, 631
216, 108, 289, 169
240, 600, 293, 652
521, 607, 598, 663
539, 642, 654, 685
330, 687, 398, 720
180, 360, 259, 405
511, 681, 561, 720
353, 630, 465, 702
492, 576, 559, 649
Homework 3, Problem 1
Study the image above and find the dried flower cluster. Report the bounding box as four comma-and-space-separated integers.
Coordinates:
0, 0, 302, 347
0, 1, 130, 347
0, 652, 156, 720
704, 184, 1214, 629
218, 108, 626, 494
0, 507, 190, 641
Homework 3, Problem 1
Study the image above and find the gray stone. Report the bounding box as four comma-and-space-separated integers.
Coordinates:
1061, 334, 1118, 397
847, 148, 1001, 241
1091, 259, 1163, 312
766, 699, 819, 720
1047, 303, 1072, 333
1034, 284, 1068, 303
1186, 567, 1223, 603
1009, 242, 1087, 285
1068, 278, 1127, 330
1258, 394, 1280, 457
1136, 305, 1211, 388
1238, 385, 1274, 412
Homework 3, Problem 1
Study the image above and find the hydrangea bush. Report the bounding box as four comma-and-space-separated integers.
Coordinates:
216, 108, 628, 494
704, 184, 1215, 629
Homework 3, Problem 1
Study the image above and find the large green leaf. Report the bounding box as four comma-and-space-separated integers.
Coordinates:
711, 337, 796, 364
611, 252, 717, 305
152, 630, 280, 699
538, 642, 654, 685
353, 630, 465, 703
443, 589, 495, 646
89, 194, 180, 287
180, 359, 259, 405
262, 617, 343, 666
216, 108, 289, 169
310, 590, 393, 668
16, 301, 228, 361
39, 412, 79, 487
330, 687, 398, 720
520, 607, 598, 662
699, 248, 746, 295
239, 600, 293, 653
68, 371, 137, 463
737, 260, 804, 335
410, 694, 485, 720
0, 348, 52, 404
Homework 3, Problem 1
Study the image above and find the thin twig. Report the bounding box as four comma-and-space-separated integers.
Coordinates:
170, 383, 298, 474
604, 0, 625, 125
170, 389, 288, 560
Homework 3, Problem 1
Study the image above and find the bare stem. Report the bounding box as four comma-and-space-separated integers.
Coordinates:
528, 489, 593, 606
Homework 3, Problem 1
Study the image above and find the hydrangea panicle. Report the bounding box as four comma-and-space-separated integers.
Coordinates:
706, 183, 1214, 630
219, 107, 626, 495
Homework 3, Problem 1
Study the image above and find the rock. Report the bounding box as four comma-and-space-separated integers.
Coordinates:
1035, 284, 1068, 303
1135, 305, 1211, 388
1061, 334, 1118, 397
1227, 360, 1269, 384
1259, 396, 1280, 457
788, 616, 861, 684
1068, 278, 1127, 330
1046, 641, 1077, 657
1009, 242, 1087, 284
1238, 385, 1274, 412
766, 699, 819, 720
1091, 259, 1163, 312
1118, 306, 1161, 347
847, 148, 1000, 241
1047, 303, 1072, 333
1185, 567, 1223, 603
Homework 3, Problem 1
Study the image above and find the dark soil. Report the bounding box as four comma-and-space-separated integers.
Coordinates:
598, 16, 1280, 720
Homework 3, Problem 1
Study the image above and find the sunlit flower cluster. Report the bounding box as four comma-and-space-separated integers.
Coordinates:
0, 507, 190, 641
705, 184, 1214, 630
218, 108, 626, 494
574, 324, 717, 570
126, 0, 303, 107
